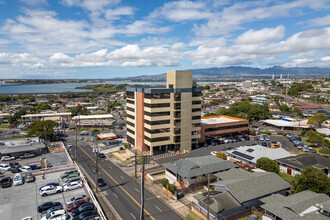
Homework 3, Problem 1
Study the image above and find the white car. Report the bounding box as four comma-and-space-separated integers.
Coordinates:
40, 185, 63, 196
67, 143, 72, 147
21, 217, 32, 220
1, 156, 15, 161
13, 173, 23, 186
210, 151, 218, 156
64, 181, 83, 191
41, 210, 67, 220
0, 163, 11, 171
20, 166, 32, 172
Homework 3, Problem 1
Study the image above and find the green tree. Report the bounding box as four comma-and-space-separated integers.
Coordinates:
27, 120, 58, 141
319, 148, 330, 157
91, 128, 100, 136
306, 130, 324, 146
34, 103, 51, 113
307, 113, 328, 128
256, 157, 279, 173
293, 166, 330, 196
162, 178, 169, 188
168, 184, 177, 194
202, 113, 220, 117
293, 109, 303, 118
202, 85, 210, 90
280, 104, 290, 112
8, 109, 27, 125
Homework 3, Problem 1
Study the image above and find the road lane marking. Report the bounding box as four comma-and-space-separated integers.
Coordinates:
155, 205, 162, 212
78, 146, 156, 220
130, 212, 136, 219
120, 175, 125, 179
113, 193, 118, 198
134, 188, 139, 192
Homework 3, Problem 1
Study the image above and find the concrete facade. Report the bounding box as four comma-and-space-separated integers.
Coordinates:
126, 70, 202, 155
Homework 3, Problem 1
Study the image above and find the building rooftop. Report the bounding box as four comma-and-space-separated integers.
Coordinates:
162, 155, 238, 178
212, 168, 290, 203
201, 115, 247, 125
227, 145, 293, 164
276, 154, 330, 170
72, 114, 114, 120
126, 86, 201, 94
260, 190, 330, 219
298, 105, 323, 109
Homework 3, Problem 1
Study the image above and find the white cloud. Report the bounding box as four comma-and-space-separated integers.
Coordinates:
236, 25, 285, 44
303, 14, 330, 27
0, 52, 44, 68
105, 7, 134, 20
149, 1, 211, 22
19, 0, 47, 6
61, 0, 119, 12
321, 56, 330, 61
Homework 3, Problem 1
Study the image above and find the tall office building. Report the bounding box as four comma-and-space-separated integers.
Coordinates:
126, 70, 202, 155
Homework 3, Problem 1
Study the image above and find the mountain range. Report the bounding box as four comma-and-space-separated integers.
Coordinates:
110, 66, 330, 81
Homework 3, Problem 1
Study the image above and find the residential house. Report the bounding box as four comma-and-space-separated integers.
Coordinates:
193, 168, 290, 219
163, 155, 238, 186
276, 154, 330, 177
260, 190, 330, 220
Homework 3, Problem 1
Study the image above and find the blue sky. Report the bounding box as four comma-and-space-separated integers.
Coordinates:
0, 0, 330, 79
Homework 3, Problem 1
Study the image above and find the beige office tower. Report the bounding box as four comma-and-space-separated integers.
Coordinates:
272, 74, 274, 80
280, 74, 282, 80
126, 70, 202, 155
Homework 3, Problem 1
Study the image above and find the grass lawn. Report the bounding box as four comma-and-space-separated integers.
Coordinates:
0, 123, 10, 128
186, 212, 203, 220
278, 172, 294, 182
239, 217, 248, 220
151, 172, 165, 177
301, 137, 313, 146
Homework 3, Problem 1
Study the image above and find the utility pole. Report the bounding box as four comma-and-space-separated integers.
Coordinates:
207, 173, 210, 220
94, 139, 99, 193
140, 155, 145, 220
75, 119, 77, 160
134, 150, 137, 179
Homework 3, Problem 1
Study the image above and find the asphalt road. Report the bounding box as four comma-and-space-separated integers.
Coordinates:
69, 138, 183, 220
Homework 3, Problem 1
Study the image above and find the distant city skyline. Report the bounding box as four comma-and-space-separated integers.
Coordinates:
0, 0, 330, 78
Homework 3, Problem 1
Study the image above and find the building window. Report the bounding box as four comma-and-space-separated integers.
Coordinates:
127, 114, 135, 120
127, 91, 134, 99
174, 93, 181, 101
127, 128, 135, 135
174, 103, 181, 110
192, 108, 201, 112
192, 115, 201, 120
204, 123, 248, 132
174, 136, 181, 142
145, 128, 170, 134
174, 111, 181, 118
127, 99, 134, 104
169, 84, 173, 88
127, 136, 134, 145
145, 93, 170, 99
193, 123, 201, 127
144, 136, 170, 142
127, 121, 135, 127
192, 131, 200, 135
144, 103, 170, 108
144, 119, 170, 125
127, 107, 135, 112
192, 100, 201, 105
192, 92, 202, 97
144, 111, 170, 117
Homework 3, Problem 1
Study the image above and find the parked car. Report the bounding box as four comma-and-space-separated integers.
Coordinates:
60, 169, 79, 179
62, 176, 81, 185
38, 202, 62, 213
254, 136, 259, 141
79, 137, 84, 140
243, 136, 250, 141
40, 209, 67, 220
40, 185, 63, 196
21, 217, 32, 220
97, 177, 106, 187
259, 135, 265, 141
25, 172, 35, 183
261, 142, 267, 147
1, 156, 15, 161
41, 205, 64, 217
64, 181, 83, 191
210, 151, 218, 156
68, 143, 72, 147
20, 166, 32, 173
11, 167, 21, 173
9, 161, 21, 169
72, 210, 98, 220
67, 199, 89, 212
39, 182, 60, 191
0, 176, 11, 188
71, 203, 95, 216
211, 140, 216, 146
116, 134, 123, 138
20, 153, 36, 159
0, 163, 11, 171
61, 172, 79, 181
13, 173, 23, 186
70, 195, 88, 202
98, 153, 106, 158
29, 164, 41, 170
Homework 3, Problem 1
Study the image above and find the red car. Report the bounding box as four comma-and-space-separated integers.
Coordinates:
67, 199, 89, 212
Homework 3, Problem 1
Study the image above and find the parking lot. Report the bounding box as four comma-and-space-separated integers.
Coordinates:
0, 169, 87, 220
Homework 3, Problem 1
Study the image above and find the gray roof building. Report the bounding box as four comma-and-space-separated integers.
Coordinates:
194, 191, 242, 214
260, 190, 330, 220
277, 154, 330, 174
212, 168, 290, 203
162, 155, 238, 179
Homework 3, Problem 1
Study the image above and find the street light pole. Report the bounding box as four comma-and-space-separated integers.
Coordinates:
95, 139, 99, 193
207, 173, 210, 220
75, 119, 77, 160
140, 155, 145, 220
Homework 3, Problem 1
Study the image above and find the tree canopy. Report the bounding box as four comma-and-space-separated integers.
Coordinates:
293, 166, 330, 196
288, 82, 314, 96
33, 103, 51, 113
27, 120, 58, 141
306, 130, 324, 146
280, 104, 290, 112
256, 157, 279, 173
307, 113, 328, 128
219, 101, 271, 121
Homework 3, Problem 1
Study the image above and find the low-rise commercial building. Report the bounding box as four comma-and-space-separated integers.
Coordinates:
200, 115, 249, 142
0, 137, 47, 158
251, 95, 269, 105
